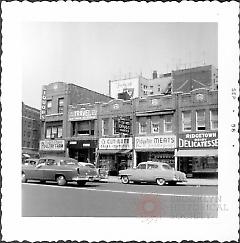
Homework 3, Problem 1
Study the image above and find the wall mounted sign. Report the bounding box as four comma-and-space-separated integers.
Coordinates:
39, 139, 65, 151
178, 132, 218, 149
68, 108, 97, 121
116, 116, 131, 134
40, 86, 47, 120
135, 135, 176, 149
99, 137, 132, 150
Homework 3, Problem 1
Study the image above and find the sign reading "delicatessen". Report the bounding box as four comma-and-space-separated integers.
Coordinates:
178, 132, 218, 149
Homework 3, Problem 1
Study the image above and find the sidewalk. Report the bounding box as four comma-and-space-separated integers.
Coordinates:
104, 176, 218, 186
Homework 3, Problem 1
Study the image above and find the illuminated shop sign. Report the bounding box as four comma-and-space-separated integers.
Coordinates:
40, 86, 47, 120
99, 137, 132, 150
135, 135, 176, 149
39, 140, 65, 151
68, 108, 97, 121
178, 132, 218, 149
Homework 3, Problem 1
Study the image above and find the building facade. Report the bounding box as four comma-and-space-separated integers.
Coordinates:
97, 99, 133, 175
39, 82, 112, 157
175, 88, 218, 177
22, 102, 41, 158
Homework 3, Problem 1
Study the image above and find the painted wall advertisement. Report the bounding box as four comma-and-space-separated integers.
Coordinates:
178, 132, 218, 149
68, 108, 97, 121
99, 137, 132, 150
39, 140, 65, 151
135, 135, 176, 149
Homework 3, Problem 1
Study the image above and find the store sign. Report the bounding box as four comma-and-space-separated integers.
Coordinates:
135, 135, 176, 149
40, 86, 47, 120
68, 108, 97, 121
116, 116, 131, 134
99, 137, 132, 150
178, 132, 218, 149
39, 140, 65, 151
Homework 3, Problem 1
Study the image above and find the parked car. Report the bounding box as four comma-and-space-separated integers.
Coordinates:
78, 162, 109, 181
22, 156, 98, 186
119, 161, 187, 186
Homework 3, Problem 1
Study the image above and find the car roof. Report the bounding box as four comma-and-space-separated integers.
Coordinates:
139, 161, 167, 165
25, 158, 39, 161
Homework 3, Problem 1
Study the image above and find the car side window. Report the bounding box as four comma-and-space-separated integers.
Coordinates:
38, 159, 46, 165
137, 164, 146, 169
46, 159, 57, 166
147, 164, 158, 169
162, 164, 172, 170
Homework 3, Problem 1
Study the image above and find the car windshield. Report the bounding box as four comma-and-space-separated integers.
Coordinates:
84, 164, 96, 169
162, 164, 172, 170
64, 159, 79, 165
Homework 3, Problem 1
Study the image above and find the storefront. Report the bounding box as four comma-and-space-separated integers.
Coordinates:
135, 135, 176, 168
68, 139, 97, 163
176, 132, 218, 177
98, 137, 133, 175
39, 139, 66, 157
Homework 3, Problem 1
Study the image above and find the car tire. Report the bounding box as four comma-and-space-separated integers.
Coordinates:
56, 175, 67, 186
156, 178, 165, 186
22, 172, 27, 183
121, 176, 129, 184
77, 181, 86, 186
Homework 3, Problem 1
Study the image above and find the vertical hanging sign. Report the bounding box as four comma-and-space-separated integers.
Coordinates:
40, 86, 47, 120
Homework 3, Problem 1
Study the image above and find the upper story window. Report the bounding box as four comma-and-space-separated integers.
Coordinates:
196, 110, 206, 131
151, 116, 160, 134
46, 100, 52, 115
139, 118, 147, 134
46, 126, 63, 139
182, 111, 191, 131
102, 118, 109, 136
210, 109, 218, 130
113, 117, 118, 135
58, 98, 64, 113
76, 120, 93, 135
164, 115, 173, 133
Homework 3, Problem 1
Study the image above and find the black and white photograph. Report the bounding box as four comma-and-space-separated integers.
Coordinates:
1, 1, 239, 242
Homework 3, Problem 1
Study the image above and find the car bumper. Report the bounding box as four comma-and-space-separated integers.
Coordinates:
72, 176, 97, 182
173, 178, 187, 182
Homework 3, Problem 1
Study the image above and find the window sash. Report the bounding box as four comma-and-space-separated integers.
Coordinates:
139, 121, 147, 134
102, 119, 109, 136
182, 111, 191, 131
210, 110, 218, 130
196, 110, 206, 130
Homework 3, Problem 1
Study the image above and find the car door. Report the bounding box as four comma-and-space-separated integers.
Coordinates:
40, 158, 58, 181
27, 158, 46, 180
146, 163, 159, 182
131, 163, 147, 181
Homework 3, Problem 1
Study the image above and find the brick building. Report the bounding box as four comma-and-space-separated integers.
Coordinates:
172, 65, 218, 93
175, 88, 218, 177
97, 99, 134, 175
22, 102, 41, 158
39, 82, 112, 157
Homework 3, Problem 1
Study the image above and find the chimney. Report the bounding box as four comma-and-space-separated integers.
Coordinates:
153, 70, 158, 79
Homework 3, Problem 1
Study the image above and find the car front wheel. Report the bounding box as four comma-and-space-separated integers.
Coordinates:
56, 175, 67, 186
121, 176, 129, 184
156, 178, 165, 186
22, 172, 27, 183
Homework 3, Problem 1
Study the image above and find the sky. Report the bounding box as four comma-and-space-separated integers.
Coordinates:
22, 22, 217, 109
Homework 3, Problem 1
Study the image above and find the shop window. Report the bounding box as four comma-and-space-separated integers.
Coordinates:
196, 110, 206, 131
182, 111, 191, 131
139, 118, 147, 134
102, 118, 109, 136
151, 116, 159, 134
210, 110, 218, 130
164, 115, 173, 133
58, 98, 64, 114
46, 100, 52, 115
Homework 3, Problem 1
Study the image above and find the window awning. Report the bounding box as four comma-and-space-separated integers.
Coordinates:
135, 148, 175, 152
98, 149, 132, 154
175, 149, 218, 157
136, 110, 174, 117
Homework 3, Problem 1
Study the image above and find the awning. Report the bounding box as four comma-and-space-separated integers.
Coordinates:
136, 110, 174, 117
175, 149, 218, 157
98, 149, 132, 154
135, 148, 174, 152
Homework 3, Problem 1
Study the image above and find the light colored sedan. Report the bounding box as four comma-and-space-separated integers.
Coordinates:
119, 161, 187, 186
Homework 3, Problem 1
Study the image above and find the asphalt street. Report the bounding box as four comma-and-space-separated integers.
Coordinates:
22, 181, 218, 218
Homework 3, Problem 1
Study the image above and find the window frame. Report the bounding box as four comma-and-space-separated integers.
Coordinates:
182, 111, 192, 132
139, 119, 147, 134
164, 115, 173, 133
196, 110, 206, 131
46, 100, 52, 115
102, 118, 109, 136
58, 98, 64, 114
210, 109, 218, 130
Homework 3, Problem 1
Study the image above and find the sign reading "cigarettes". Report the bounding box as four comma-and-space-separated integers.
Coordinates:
178, 132, 218, 149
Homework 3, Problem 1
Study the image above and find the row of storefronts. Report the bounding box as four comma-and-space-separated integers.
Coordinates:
39, 131, 218, 177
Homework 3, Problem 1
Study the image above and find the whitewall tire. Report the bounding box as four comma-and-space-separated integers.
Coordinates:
121, 176, 129, 184
156, 178, 165, 186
